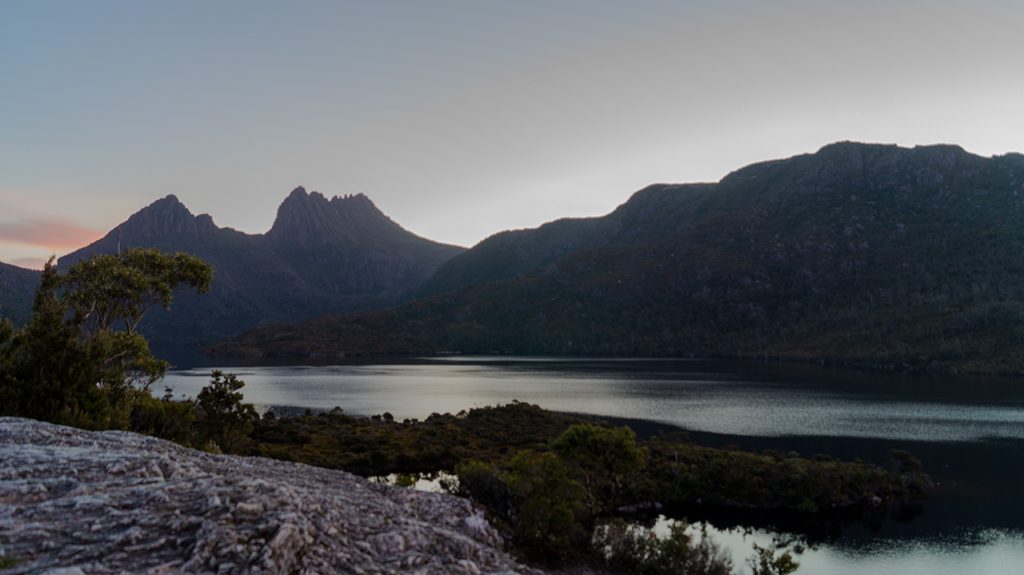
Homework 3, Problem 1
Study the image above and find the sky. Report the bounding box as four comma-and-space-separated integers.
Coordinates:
2, 0, 1023, 268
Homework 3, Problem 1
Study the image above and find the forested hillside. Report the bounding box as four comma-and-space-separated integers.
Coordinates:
220, 143, 1024, 374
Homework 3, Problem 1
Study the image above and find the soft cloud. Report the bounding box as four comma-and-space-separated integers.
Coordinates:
9, 256, 47, 270
0, 218, 101, 251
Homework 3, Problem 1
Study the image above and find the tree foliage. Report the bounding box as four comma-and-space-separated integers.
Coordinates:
62, 249, 212, 336
748, 543, 800, 575
196, 370, 258, 452
455, 423, 646, 563
0, 249, 212, 429
595, 519, 733, 575
551, 423, 646, 514
503, 450, 587, 561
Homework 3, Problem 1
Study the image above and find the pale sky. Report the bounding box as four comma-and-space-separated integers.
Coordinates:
2, 0, 1023, 268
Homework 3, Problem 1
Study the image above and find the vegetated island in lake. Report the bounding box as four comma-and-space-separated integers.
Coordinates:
244, 402, 929, 566
215, 142, 1024, 375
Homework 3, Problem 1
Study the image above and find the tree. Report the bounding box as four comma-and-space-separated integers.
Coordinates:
504, 450, 587, 562
62, 249, 212, 336
0, 250, 213, 429
0, 319, 19, 413
196, 370, 258, 452
551, 423, 646, 514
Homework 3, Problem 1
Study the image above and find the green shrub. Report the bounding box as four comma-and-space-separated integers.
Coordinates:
551, 423, 646, 514
748, 543, 799, 575
594, 519, 733, 575
196, 370, 258, 452
0, 250, 212, 430
129, 391, 198, 446
455, 460, 515, 520
504, 450, 587, 563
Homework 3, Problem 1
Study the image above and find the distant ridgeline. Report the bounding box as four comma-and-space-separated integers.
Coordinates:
219, 142, 1024, 374
0, 261, 39, 325
0, 188, 464, 346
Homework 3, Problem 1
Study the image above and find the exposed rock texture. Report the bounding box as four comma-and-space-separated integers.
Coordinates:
0, 418, 538, 574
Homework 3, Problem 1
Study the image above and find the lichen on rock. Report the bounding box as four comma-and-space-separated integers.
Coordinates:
0, 417, 539, 574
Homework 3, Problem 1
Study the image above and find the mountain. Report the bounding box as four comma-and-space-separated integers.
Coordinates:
219, 142, 1024, 374
57, 188, 463, 345
0, 261, 40, 325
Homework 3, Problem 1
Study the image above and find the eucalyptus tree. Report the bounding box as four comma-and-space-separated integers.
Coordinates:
0, 249, 213, 428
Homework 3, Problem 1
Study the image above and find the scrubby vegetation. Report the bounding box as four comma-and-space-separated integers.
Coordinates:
0, 249, 211, 429
244, 401, 927, 569
0, 249, 258, 453
595, 520, 738, 575
0, 248, 930, 573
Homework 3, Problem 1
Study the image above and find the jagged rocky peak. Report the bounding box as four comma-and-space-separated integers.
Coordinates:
119, 194, 217, 237
268, 186, 407, 248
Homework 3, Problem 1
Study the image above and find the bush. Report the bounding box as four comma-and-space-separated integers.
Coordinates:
196, 370, 258, 452
456, 452, 587, 563
129, 391, 198, 446
505, 450, 587, 562
455, 460, 515, 520
748, 543, 799, 575
594, 519, 733, 575
551, 423, 646, 514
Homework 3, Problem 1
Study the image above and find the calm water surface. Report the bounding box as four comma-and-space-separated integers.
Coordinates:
160, 357, 1024, 574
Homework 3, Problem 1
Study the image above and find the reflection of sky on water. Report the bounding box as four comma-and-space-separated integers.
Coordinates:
159, 359, 1024, 574
661, 520, 1024, 575
160, 360, 1024, 442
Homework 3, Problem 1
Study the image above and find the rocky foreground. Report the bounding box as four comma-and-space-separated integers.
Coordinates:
0, 418, 539, 574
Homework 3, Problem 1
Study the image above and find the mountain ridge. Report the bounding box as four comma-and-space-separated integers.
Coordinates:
3, 188, 465, 345
219, 142, 1024, 374
0, 261, 39, 325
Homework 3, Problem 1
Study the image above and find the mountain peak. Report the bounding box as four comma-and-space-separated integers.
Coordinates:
268, 187, 406, 248
117, 194, 216, 238
815, 141, 896, 154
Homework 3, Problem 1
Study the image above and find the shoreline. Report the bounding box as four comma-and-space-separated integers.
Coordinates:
259, 402, 1024, 546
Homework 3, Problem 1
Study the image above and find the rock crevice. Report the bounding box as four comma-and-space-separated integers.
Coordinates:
0, 418, 537, 574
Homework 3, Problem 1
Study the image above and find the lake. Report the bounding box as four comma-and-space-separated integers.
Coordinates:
160, 356, 1024, 574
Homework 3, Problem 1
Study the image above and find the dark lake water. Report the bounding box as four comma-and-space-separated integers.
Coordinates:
160, 356, 1024, 574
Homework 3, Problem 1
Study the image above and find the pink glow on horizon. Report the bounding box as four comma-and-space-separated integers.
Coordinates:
9, 256, 47, 270
0, 218, 103, 252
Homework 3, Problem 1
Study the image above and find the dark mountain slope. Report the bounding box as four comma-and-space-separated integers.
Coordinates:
58, 188, 463, 345
416, 183, 717, 297
267, 189, 464, 297
0, 262, 40, 325
220, 143, 1024, 374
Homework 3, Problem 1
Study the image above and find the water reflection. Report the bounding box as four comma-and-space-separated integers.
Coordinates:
159, 357, 1024, 574
665, 521, 1024, 575
160, 358, 1024, 442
